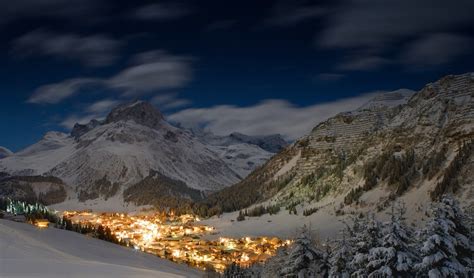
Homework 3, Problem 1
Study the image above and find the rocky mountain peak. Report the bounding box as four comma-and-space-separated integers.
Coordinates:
104, 101, 164, 129
71, 119, 102, 139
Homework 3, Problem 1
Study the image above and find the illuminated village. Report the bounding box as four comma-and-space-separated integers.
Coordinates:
62, 211, 289, 272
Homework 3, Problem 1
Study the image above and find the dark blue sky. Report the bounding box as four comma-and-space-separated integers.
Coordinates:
1, 0, 474, 151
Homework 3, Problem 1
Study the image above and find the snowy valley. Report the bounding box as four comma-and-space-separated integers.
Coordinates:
1, 73, 473, 277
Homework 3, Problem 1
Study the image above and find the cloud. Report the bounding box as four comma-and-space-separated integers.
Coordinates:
264, 0, 326, 27
133, 2, 191, 21
0, 0, 101, 24
59, 114, 101, 129
28, 78, 99, 104
318, 0, 474, 49
316, 0, 474, 71
13, 30, 120, 67
400, 33, 474, 67
108, 51, 193, 95
28, 50, 193, 104
338, 56, 390, 71
151, 93, 191, 110
169, 94, 377, 140
60, 98, 122, 128
86, 99, 122, 114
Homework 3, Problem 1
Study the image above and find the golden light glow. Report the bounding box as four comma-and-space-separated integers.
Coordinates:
61, 211, 289, 272
34, 219, 50, 228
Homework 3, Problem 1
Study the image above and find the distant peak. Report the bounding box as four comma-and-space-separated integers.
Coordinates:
105, 101, 164, 129
0, 146, 13, 159
228, 132, 288, 153
43, 131, 69, 140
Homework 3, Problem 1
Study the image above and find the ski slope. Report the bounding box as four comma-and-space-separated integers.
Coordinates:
0, 219, 202, 278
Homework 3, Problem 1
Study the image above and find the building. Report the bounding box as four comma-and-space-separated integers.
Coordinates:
34, 219, 50, 228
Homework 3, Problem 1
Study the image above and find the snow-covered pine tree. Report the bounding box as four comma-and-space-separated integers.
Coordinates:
280, 225, 323, 277
329, 229, 353, 278
261, 247, 288, 277
441, 197, 473, 275
366, 202, 416, 277
416, 196, 473, 277
349, 213, 382, 277
223, 262, 250, 278
318, 241, 331, 277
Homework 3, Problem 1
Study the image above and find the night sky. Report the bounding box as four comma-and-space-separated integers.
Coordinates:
1, 0, 474, 151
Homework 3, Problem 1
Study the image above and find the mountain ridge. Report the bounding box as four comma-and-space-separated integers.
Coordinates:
0, 101, 283, 209
0, 146, 13, 159
199, 73, 474, 217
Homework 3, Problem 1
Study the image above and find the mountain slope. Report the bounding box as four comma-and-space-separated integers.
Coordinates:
203, 73, 474, 216
193, 130, 287, 178
0, 147, 13, 159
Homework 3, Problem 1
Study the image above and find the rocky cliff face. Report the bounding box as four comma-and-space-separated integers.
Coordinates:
205, 73, 474, 215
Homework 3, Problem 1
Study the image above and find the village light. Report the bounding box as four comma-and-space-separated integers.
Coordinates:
60, 210, 288, 273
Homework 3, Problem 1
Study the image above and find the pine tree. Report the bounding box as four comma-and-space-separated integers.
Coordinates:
224, 262, 249, 278
416, 196, 473, 277
281, 225, 323, 277
261, 247, 288, 277
350, 214, 382, 277
318, 242, 331, 277
97, 225, 106, 240
366, 202, 416, 277
329, 230, 353, 278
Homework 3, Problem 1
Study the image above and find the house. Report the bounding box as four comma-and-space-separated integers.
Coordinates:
34, 219, 50, 228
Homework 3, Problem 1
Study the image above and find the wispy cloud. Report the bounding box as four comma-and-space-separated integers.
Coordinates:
28, 50, 193, 104
319, 0, 474, 49
264, 0, 326, 27
12, 30, 120, 67
169, 94, 377, 140
0, 0, 102, 24
86, 99, 122, 114
59, 99, 121, 129
133, 2, 191, 21
400, 33, 474, 67
151, 93, 191, 110
59, 113, 102, 129
338, 56, 390, 71
317, 0, 474, 71
108, 51, 193, 96
28, 78, 99, 104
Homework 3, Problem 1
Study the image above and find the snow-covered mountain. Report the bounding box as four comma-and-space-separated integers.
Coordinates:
192, 129, 287, 178
0, 101, 281, 207
0, 146, 13, 159
204, 73, 474, 221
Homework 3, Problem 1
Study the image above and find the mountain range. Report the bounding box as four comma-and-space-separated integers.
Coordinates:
0, 101, 286, 208
0, 73, 472, 216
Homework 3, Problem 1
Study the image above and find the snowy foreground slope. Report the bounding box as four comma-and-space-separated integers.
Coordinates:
0, 220, 201, 278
